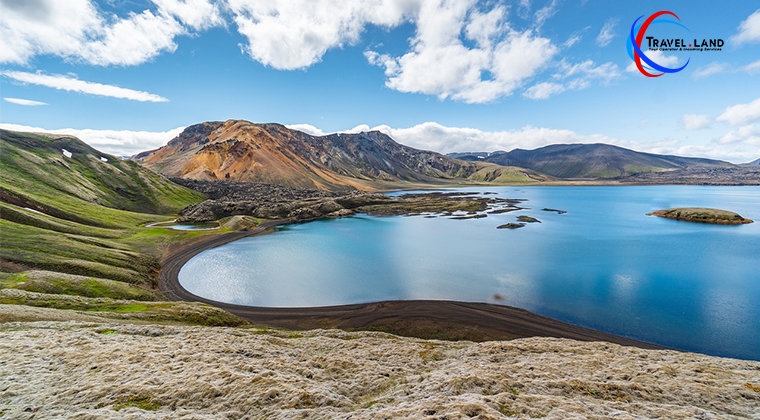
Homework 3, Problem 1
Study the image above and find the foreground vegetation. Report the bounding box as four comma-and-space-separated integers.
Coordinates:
1, 321, 758, 418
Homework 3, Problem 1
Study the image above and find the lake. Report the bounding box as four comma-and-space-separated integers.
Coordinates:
179, 186, 760, 360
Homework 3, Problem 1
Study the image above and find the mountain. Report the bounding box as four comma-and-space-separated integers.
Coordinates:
449, 143, 734, 179
134, 120, 548, 190
0, 129, 203, 284
743, 158, 760, 166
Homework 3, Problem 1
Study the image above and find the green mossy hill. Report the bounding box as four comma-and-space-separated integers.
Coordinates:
0, 271, 164, 301
0, 129, 208, 288
0, 129, 203, 222
649, 208, 753, 225
0, 289, 247, 327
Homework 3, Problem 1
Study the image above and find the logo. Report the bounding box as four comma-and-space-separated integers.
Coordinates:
627, 11, 724, 78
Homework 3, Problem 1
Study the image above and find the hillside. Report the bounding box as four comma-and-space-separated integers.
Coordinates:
744, 158, 760, 166
450, 143, 734, 179
134, 120, 548, 190
0, 129, 204, 286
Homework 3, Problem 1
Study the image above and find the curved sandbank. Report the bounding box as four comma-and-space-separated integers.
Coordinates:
648, 208, 754, 225
159, 221, 662, 349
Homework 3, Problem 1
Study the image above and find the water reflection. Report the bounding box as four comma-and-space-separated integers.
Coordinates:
179, 186, 760, 359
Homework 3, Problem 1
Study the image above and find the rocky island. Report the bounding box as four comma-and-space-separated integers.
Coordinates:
648, 208, 754, 225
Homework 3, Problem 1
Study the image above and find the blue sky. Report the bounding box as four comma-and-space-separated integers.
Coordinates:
0, 0, 759, 162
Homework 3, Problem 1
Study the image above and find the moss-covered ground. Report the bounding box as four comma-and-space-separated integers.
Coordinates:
0, 129, 247, 326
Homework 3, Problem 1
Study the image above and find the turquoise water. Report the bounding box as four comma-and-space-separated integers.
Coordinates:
179, 186, 760, 360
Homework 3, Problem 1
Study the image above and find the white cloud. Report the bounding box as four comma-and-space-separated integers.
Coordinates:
626, 50, 679, 73
1, 0, 563, 104
3, 97, 47, 106
533, 0, 558, 29
360, 121, 624, 155
0, 123, 184, 156
523, 59, 619, 100
4, 119, 757, 164
691, 62, 729, 79
291, 120, 757, 163
741, 59, 760, 74
0, 0, 222, 66
2, 71, 168, 102
230, 0, 557, 103
731, 9, 760, 45
563, 34, 582, 47
596, 18, 618, 47
523, 82, 564, 100
716, 97, 760, 126
284, 123, 326, 136
681, 114, 712, 130
227, 0, 413, 70
717, 124, 760, 146
152, 0, 224, 30
367, 3, 558, 104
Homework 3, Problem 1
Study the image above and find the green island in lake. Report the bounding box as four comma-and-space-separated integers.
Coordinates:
648, 208, 754, 225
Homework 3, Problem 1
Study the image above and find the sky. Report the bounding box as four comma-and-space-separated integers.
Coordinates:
0, 0, 759, 163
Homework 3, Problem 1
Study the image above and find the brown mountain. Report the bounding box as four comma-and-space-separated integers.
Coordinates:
134, 120, 548, 190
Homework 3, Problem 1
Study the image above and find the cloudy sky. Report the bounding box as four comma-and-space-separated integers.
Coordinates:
0, 0, 759, 162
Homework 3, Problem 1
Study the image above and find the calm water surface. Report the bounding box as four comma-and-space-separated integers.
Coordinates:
180, 186, 760, 360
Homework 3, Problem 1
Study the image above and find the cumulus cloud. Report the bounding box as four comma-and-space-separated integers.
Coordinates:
2, 71, 168, 102
366, 2, 558, 104
731, 9, 760, 45
691, 62, 729, 79
717, 124, 760, 146
3, 97, 47, 106
228, 0, 413, 70
1, 0, 568, 104
0, 123, 184, 156
716, 97, 760, 126
284, 123, 326, 136
0, 0, 222, 66
596, 18, 618, 47
347, 121, 624, 155
286, 120, 758, 163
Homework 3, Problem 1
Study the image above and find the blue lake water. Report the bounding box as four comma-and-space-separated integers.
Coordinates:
179, 186, 760, 360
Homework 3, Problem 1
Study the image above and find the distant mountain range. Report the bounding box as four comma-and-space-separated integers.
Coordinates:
448, 144, 734, 179
744, 158, 760, 166
134, 120, 548, 190
133, 120, 753, 188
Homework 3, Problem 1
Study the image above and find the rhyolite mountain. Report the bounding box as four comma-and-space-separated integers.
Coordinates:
134, 120, 548, 190
449, 144, 735, 179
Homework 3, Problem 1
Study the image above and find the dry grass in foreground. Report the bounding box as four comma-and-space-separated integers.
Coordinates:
1, 318, 759, 419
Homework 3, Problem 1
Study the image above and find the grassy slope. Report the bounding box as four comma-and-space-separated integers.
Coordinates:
0, 130, 246, 325
0, 130, 209, 284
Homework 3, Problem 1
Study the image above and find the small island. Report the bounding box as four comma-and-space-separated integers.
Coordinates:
648, 208, 754, 225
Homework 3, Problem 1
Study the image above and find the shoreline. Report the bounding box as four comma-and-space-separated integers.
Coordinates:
159, 220, 664, 349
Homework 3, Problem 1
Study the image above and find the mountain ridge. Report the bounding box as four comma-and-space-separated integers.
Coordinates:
448, 143, 735, 179
134, 120, 548, 190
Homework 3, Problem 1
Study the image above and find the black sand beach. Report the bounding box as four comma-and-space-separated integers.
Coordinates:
159, 222, 663, 349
